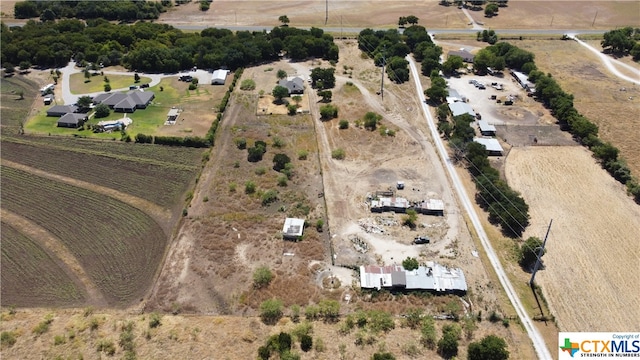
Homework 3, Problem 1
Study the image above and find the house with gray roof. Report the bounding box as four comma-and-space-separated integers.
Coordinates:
57, 113, 87, 128
93, 90, 154, 113
278, 77, 304, 95
47, 105, 78, 117
448, 49, 475, 63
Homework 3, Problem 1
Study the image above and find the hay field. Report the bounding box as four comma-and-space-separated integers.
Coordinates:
506, 146, 640, 332
511, 39, 640, 179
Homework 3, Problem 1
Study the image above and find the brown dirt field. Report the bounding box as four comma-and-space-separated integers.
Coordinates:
506, 146, 640, 332
156, 1, 639, 31
510, 39, 640, 179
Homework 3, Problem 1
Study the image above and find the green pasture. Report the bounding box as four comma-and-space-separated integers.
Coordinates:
69, 72, 151, 94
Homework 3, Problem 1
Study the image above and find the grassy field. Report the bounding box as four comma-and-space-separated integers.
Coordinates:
0, 166, 168, 306
1, 138, 202, 208
69, 73, 151, 94
0, 76, 39, 135
1, 223, 86, 307
510, 39, 640, 178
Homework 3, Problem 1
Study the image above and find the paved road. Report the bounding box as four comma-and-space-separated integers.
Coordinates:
406, 55, 553, 360
567, 35, 640, 86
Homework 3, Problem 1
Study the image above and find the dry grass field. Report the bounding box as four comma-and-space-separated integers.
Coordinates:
506, 146, 640, 332
510, 39, 640, 178
156, 1, 639, 30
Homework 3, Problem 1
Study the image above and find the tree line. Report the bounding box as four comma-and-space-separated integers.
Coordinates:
601, 27, 640, 60
14, 0, 169, 22
1, 20, 338, 72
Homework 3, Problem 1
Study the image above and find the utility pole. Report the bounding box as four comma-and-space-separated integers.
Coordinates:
550, 15, 554, 27
325, 0, 328, 25
340, 15, 343, 39
380, 46, 386, 101
530, 219, 553, 288
592, 11, 598, 27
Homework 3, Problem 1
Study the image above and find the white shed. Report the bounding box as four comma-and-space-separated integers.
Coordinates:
211, 69, 230, 85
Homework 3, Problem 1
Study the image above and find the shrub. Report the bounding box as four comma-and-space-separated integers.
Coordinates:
253, 266, 273, 288
319, 104, 338, 120
331, 148, 345, 160
53, 334, 66, 345
32, 315, 53, 335
288, 104, 298, 115
260, 299, 284, 324
297, 150, 308, 160
255, 167, 267, 175
420, 317, 437, 349
315, 219, 324, 232
277, 175, 288, 187
364, 112, 382, 130
305, 305, 320, 320
97, 339, 116, 356
240, 79, 256, 90
314, 337, 325, 352
318, 299, 340, 322
272, 136, 285, 148
261, 189, 278, 206
339, 120, 349, 129
273, 153, 291, 171
300, 334, 313, 352
372, 352, 396, 360
245, 181, 256, 194
1, 331, 17, 348
235, 137, 247, 149
402, 209, 418, 229
402, 257, 419, 271
149, 313, 162, 328
94, 103, 110, 118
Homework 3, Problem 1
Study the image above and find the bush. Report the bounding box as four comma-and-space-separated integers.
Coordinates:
255, 167, 267, 175
305, 305, 320, 320
402, 209, 418, 229
245, 181, 256, 194
234, 137, 247, 149
94, 103, 110, 118
364, 112, 382, 130
149, 313, 162, 328
297, 150, 308, 160
318, 299, 340, 322
467, 335, 509, 360
32, 315, 53, 335
288, 104, 298, 115
319, 104, 338, 120
300, 334, 313, 352
273, 153, 291, 171
420, 317, 437, 350
331, 148, 345, 160
402, 257, 419, 271
253, 266, 273, 288
315, 219, 324, 232
339, 119, 349, 129
1, 331, 17, 348
53, 334, 66, 345
277, 175, 288, 187
97, 339, 116, 356
261, 189, 278, 206
372, 352, 396, 360
240, 79, 256, 90
260, 298, 284, 324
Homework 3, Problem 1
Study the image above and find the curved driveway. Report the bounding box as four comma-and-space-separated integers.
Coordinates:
568, 35, 640, 86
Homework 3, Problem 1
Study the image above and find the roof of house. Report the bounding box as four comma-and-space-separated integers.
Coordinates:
127, 90, 154, 106
416, 199, 445, 211
279, 77, 304, 93
57, 113, 87, 125
92, 93, 112, 104
212, 69, 230, 82
371, 197, 410, 209
359, 262, 467, 292
477, 120, 496, 132
283, 218, 305, 237
100, 93, 128, 107
449, 102, 475, 117
47, 105, 78, 115
114, 97, 136, 110
448, 49, 475, 62
473, 137, 504, 153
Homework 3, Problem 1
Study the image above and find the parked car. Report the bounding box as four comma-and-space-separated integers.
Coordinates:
140, 83, 150, 88
179, 75, 193, 82
414, 236, 430, 244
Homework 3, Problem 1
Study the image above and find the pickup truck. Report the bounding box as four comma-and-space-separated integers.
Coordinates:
413, 236, 430, 244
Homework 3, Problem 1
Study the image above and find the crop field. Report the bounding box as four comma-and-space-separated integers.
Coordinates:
2, 139, 201, 208
0, 166, 168, 306
1, 222, 86, 307
506, 146, 640, 332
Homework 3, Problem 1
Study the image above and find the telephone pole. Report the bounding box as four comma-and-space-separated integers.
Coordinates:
530, 219, 553, 287
380, 46, 386, 100
325, 0, 328, 25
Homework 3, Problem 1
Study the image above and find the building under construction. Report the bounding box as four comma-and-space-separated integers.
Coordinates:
359, 262, 467, 294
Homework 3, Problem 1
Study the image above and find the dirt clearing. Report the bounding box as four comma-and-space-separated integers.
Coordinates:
506, 146, 640, 332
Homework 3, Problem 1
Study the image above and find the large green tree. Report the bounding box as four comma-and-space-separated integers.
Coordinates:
467, 335, 510, 360
519, 236, 545, 271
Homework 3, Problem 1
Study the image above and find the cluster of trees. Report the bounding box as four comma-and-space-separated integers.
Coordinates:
526, 67, 640, 202
310, 67, 336, 89
14, 0, 169, 22
601, 27, 640, 59
357, 27, 415, 83
476, 29, 498, 44
1, 20, 338, 72
473, 41, 535, 74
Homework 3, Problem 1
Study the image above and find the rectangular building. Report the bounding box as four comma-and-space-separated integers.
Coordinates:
359, 262, 467, 294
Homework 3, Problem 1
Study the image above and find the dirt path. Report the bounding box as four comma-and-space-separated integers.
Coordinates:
1, 159, 171, 228
0, 209, 107, 306
569, 35, 640, 86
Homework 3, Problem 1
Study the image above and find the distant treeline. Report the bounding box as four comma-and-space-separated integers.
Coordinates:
14, 0, 169, 22
1, 20, 338, 72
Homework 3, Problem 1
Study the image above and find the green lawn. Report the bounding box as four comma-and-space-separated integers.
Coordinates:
26, 78, 195, 139
69, 73, 151, 94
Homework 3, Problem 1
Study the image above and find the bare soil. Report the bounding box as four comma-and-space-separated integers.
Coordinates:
506, 146, 640, 332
